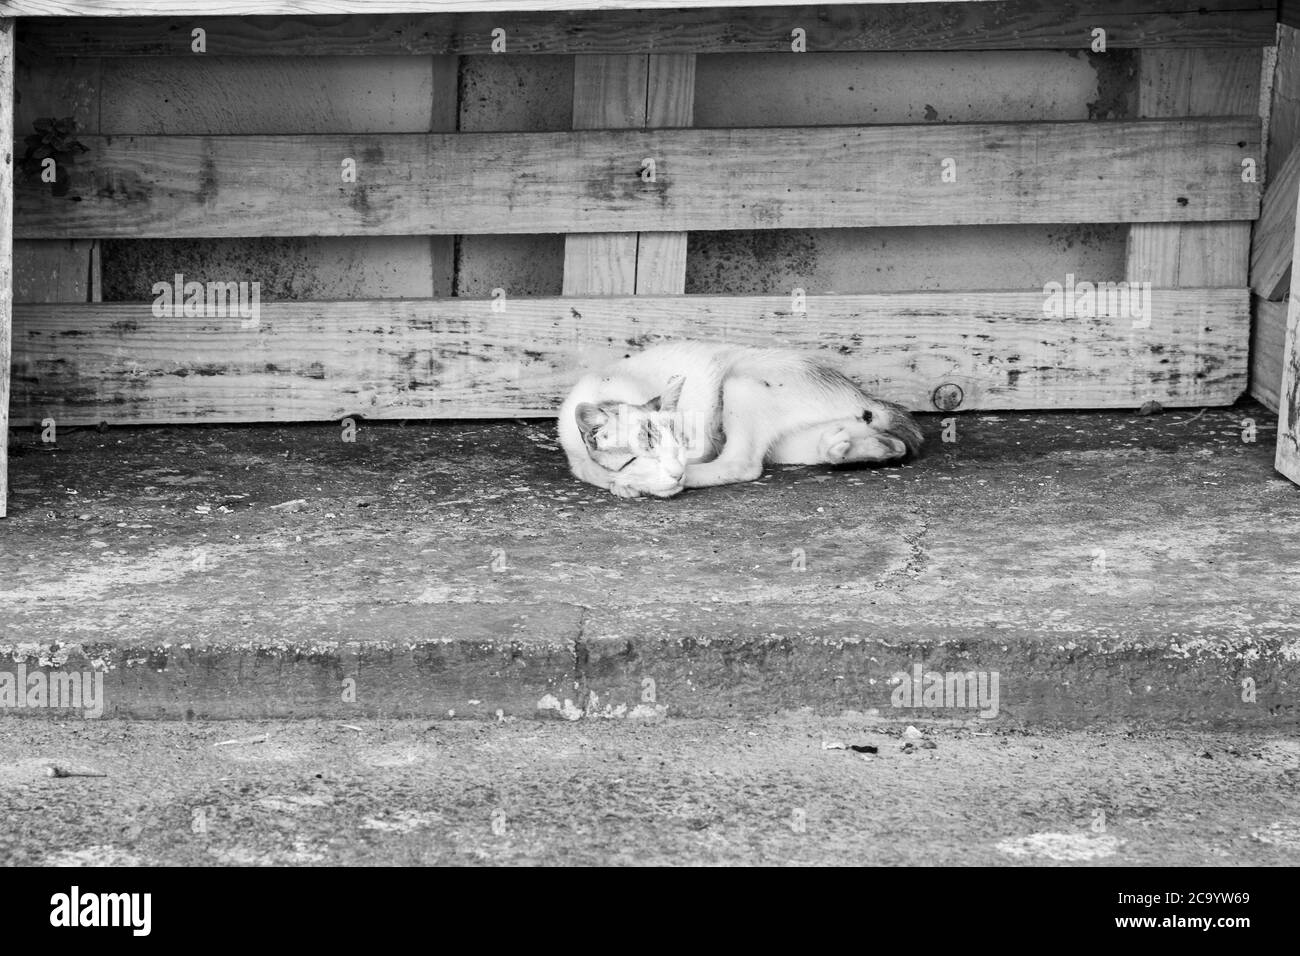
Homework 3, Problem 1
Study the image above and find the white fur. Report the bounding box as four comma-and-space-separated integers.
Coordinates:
558, 341, 922, 498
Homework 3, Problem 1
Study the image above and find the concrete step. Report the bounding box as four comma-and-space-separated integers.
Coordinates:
2, 406, 1297, 728
2, 600, 1297, 727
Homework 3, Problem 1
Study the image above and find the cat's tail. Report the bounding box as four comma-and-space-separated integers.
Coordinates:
868, 397, 925, 459
808, 360, 924, 460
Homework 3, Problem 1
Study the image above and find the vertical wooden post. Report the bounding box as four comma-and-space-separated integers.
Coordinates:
430, 55, 458, 296
0, 19, 14, 518
1274, 180, 1300, 482
1126, 49, 1260, 288
562, 53, 695, 297
635, 54, 694, 295
1253, 26, 1300, 411
562, 55, 649, 296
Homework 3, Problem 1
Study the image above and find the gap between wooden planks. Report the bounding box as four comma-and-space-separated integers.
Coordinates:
8, 289, 1248, 426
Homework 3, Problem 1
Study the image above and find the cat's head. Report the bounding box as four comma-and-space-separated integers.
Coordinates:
576, 377, 688, 498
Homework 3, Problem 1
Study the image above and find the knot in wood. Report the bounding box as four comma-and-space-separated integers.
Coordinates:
932, 383, 964, 411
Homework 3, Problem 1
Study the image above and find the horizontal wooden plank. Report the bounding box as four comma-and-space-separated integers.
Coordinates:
0, 0, 922, 10
1250, 143, 1300, 299
2, 0, 1269, 19
16, 2, 1276, 56
8, 289, 1249, 424
14, 119, 1261, 239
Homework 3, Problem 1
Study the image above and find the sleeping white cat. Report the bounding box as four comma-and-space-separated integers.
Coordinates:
558, 341, 923, 498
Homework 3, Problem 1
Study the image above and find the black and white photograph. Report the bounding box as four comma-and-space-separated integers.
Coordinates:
0, 0, 1292, 905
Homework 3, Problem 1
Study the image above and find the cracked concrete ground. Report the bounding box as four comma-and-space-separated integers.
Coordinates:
3, 404, 1298, 866
1, 717, 1297, 866
1, 402, 1298, 725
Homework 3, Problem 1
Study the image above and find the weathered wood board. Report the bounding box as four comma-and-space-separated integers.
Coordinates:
562, 52, 694, 296
636, 52, 694, 295
9, 290, 1249, 425
16, 2, 1275, 55
1277, 298, 1300, 481
1268, 25, 1300, 179
1251, 296, 1287, 412
562, 54, 649, 296
14, 119, 1261, 239
1, 19, 13, 517
1256, 26, 1300, 411
1251, 145, 1300, 301
1126, 48, 1260, 288
427, 54, 457, 297
1275, 181, 1300, 483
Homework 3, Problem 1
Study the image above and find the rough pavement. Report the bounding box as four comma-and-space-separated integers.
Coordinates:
1, 403, 1298, 725
1, 717, 1298, 866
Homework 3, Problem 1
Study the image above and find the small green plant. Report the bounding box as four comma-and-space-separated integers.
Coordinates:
21, 116, 88, 198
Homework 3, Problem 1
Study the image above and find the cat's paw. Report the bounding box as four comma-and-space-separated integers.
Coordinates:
818, 426, 856, 463
609, 479, 644, 499
818, 420, 906, 464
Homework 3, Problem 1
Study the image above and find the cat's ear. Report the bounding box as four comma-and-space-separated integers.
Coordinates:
647, 376, 685, 413
575, 402, 608, 440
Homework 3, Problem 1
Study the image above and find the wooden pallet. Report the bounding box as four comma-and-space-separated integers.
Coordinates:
0, 1, 1287, 515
